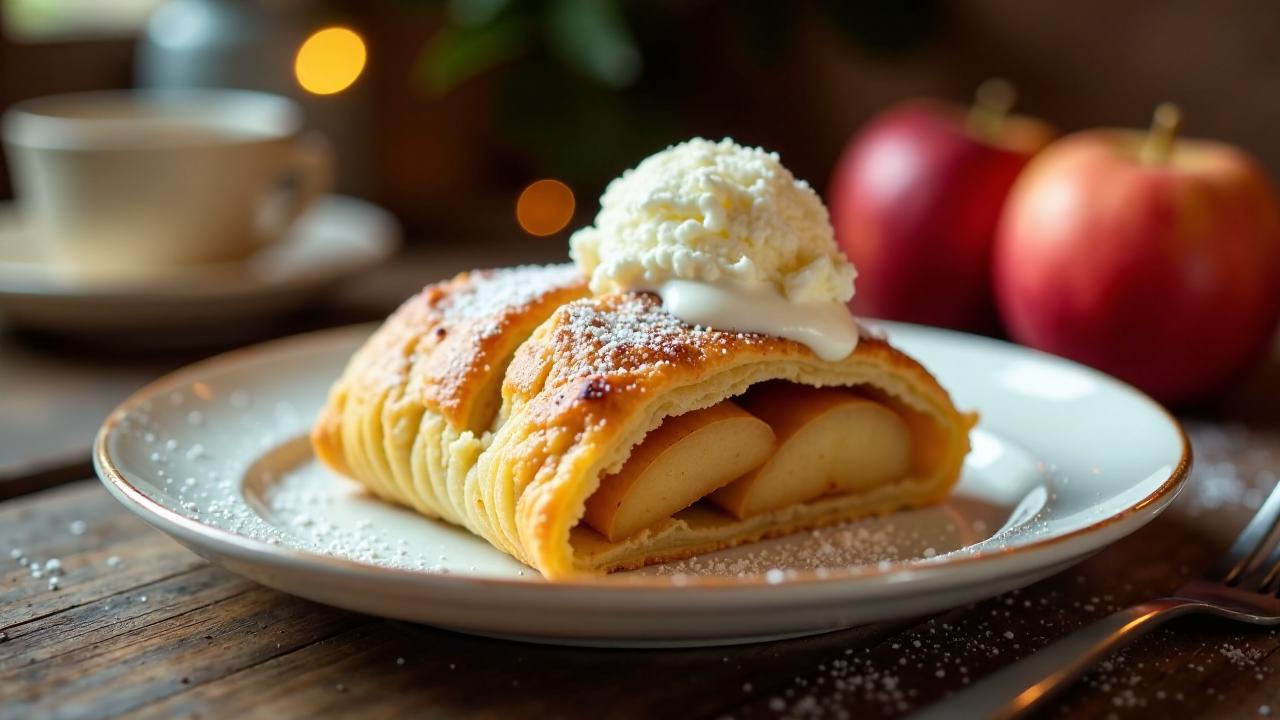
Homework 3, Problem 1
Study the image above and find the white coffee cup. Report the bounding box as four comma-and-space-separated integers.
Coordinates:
2, 89, 332, 279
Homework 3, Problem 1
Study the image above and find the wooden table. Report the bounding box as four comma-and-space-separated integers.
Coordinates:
3, 254, 1280, 718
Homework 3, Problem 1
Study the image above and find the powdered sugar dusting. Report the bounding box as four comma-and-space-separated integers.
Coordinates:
511, 292, 781, 418
646, 521, 964, 578
362, 263, 587, 427
439, 264, 585, 327
555, 294, 749, 381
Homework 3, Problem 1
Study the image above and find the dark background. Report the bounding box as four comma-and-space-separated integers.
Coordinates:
3, 0, 1278, 246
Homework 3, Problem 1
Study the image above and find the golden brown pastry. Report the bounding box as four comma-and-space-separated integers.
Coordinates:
313, 263, 976, 579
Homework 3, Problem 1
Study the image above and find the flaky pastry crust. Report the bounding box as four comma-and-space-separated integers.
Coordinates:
313, 264, 975, 578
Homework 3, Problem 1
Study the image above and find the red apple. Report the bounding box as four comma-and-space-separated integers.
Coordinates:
993, 105, 1280, 405
830, 81, 1055, 331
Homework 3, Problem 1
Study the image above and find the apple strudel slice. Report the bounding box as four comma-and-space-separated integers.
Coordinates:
313, 264, 975, 579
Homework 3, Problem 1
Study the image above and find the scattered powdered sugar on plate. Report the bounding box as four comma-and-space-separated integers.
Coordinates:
110, 381, 533, 576
650, 523, 946, 579
110, 390, 302, 552
259, 462, 488, 572
641, 478, 1055, 580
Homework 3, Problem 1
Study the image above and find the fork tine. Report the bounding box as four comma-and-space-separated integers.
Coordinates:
1208, 479, 1280, 584
1245, 537, 1280, 594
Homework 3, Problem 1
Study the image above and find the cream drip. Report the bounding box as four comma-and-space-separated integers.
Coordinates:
656, 279, 859, 361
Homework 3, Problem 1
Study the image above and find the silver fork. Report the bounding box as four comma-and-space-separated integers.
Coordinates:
912, 479, 1280, 720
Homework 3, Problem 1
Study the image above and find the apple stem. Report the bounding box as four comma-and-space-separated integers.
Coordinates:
968, 78, 1016, 141
1139, 103, 1182, 165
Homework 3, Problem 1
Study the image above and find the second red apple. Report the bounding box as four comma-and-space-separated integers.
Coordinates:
993, 105, 1280, 404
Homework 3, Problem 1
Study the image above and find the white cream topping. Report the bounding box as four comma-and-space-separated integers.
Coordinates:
570, 137, 860, 359
659, 280, 859, 361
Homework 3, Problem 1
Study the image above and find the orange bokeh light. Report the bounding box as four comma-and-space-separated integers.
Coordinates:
516, 179, 576, 236
295, 27, 367, 95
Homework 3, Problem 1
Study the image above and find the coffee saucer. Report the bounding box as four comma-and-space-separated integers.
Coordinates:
0, 194, 399, 337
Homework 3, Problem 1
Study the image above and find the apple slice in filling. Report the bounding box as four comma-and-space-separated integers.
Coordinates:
583, 401, 776, 542
709, 385, 913, 520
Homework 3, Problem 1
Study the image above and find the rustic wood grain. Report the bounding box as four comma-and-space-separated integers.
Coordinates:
1, 419, 1279, 719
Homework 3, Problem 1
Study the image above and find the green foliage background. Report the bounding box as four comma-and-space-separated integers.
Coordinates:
414, 0, 938, 188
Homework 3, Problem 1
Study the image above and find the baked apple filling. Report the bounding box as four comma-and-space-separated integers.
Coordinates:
581, 382, 933, 542
582, 401, 776, 542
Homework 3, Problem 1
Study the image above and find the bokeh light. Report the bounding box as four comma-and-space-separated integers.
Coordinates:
516, 179, 576, 236
294, 27, 367, 95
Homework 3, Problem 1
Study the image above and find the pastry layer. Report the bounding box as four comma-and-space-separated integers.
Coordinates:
312, 264, 589, 525
312, 264, 976, 579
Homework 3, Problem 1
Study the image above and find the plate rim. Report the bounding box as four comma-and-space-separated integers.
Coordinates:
94, 321, 1192, 593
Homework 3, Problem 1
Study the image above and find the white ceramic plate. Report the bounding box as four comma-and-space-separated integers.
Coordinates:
95, 322, 1189, 647
0, 195, 398, 337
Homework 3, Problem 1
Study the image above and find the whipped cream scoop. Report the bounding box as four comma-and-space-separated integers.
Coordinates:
570, 137, 860, 360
